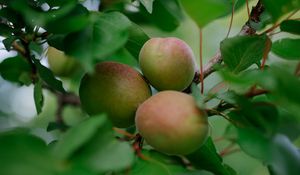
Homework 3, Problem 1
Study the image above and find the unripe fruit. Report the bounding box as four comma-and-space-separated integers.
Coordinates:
47, 47, 79, 77
135, 91, 208, 155
139, 37, 196, 91
79, 61, 151, 128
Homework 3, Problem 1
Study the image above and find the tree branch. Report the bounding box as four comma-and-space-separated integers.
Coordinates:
197, 0, 264, 82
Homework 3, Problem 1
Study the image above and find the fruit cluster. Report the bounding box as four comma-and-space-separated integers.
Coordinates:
62, 37, 209, 155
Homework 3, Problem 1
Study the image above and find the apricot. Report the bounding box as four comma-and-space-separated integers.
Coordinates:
135, 91, 208, 155
139, 37, 196, 91
47, 47, 79, 77
79, 61, 151, 128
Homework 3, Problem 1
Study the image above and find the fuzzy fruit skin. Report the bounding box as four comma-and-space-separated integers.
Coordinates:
135, 91, 208, 155
47, 47, 79, 77
79, 61, 151, 128
139, 37, 196, 91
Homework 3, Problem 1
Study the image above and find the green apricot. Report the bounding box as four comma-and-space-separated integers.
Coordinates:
79, 61, 151, 128
47, 47, 79, 77
135, 90, 208, 155
139, 37, 196, 91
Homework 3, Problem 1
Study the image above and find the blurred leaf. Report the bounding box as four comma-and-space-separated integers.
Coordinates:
131, 150, 190, 175
280, 20, 300, 35
186, 137, 236, 175
125, 23, 150, 59
60, 166, 97, 175
47, 121, 69, 132
0, 55, 31, 84
29, 42, 43, 55
228, 96, 279, 134
33, 58, 66, 93
44, 4, 90, 34
73, 125, 134, 173
180, 0, 230, 27
34, 78, 44, 114
105, 48, 138, 67
139, 0, 155, 13
45, 0, 76, 7
2, 36, 17, 51
0, 131, 57, 175
54, 115, 134, 173
262, 0, 300, 22
191, 83, 206, 109
0, 7, 25, 29
140, 0, 183, 31
272, 38, 300, 60
219, 67, 300, 125
47, 34, 66, 51
8, 0, 78, 27
53, 115, 108, 160
64, 11, 131, 71
221, 35, 268, 73
237, 128, 300, 175
0, 23, 14, 37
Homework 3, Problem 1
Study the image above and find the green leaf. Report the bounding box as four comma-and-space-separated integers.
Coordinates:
228, 96, 279, 134
47, 34, 66, 51
0, 23, 14, 37
0, 56, 31, 84
272, 38, 300, 60
29, 42, 43, 55
191, 83, 206, 109
2, 36, 17, 51
45, 0, 77, 8
73, 125, 134, 173
8, 0, 78, 27
0, 131, 58, 175
140, 0, 183, 31
105, 48, 138, 67
180, 0, 230, 27
64, 11, 131, 71
186, 137, 236, 175
47, 121, 69, 132
131, 150, 190, 175
125, 23, 150, 59
221, 35, 268, 73
262, 0, 300, 22
33, 58, 65, 93
53, 115, 108, 160
54, 115, 134, 173
237, 128, 300, 175
139, 0, 155, 13
0, 7, 25, 29
280, 20, 300, 35
34, 78, 44, 114
44, 4, 90, 34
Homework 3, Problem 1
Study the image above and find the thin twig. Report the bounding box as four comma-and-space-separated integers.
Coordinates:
264, 9, 299, 34
43, 84, 81, 131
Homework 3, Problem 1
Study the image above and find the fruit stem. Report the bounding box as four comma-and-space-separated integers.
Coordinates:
199, 28, 204, 94
220, 143, 240, 157
260, 38, 272, 70
225, 0, 235, 38
113, 127, 136, 140
246, 0, 250, 18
